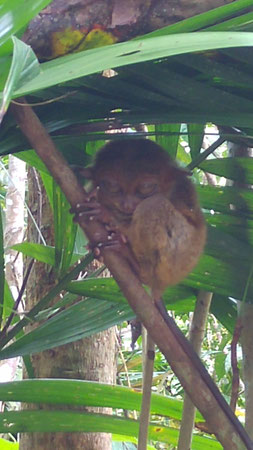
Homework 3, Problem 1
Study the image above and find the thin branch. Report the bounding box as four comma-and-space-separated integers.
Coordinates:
231, 318, 243, 413
178, 290, 213, 450
187, 137, 225, 170
1, 259, 34, 337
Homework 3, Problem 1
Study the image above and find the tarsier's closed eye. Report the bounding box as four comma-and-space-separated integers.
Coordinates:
137, 182, 158, 196
100, 179, 121, 194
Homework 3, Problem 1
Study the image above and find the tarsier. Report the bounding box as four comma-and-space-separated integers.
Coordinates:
77, 138, 206, 449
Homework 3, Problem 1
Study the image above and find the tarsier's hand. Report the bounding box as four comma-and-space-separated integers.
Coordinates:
71, 192, 128, 259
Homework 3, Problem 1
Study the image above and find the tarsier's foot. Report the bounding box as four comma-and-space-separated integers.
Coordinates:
90, 231, 127, 260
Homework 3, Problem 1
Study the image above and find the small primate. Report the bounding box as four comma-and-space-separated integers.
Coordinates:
86, 139, 206, 288
76, 139, 206, 450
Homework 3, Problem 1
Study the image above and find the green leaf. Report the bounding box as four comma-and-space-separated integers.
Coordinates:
208, 11, 253, 32
11, 242, 84, 267
0, 0, 53, 49
53, 181, 77, 274
198, 185, 253, 218
0, 380, 222, 448
0, 410, 221, 448
68, 278, 197, 311
2, 281, 15, 323
155, 123, 180, 158
0, 298, 132, 359
0, 37, 39, 121
199, 157, 253, 184
12, 242, 55, 265
0, 379, 202, 420
15, 150, 49, 173
0, 438, 18, 449
205, 212, 253, 245
211, 295, 236, 334
14, 32, 253, 97
215, 352, 227, 381
0, 255, 94, 349
139, 0, 253, 37
188, 124, 205, 159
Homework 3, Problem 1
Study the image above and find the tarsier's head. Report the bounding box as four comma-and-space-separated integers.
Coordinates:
92, 139, 189, 223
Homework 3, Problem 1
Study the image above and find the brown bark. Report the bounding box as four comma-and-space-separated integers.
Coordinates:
23, 0, 234, 59
20, 168, 116, 450
0, 156, 26, 412
178, 291, 213, 450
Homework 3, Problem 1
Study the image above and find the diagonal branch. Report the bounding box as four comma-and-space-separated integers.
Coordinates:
10, 98, 252, 450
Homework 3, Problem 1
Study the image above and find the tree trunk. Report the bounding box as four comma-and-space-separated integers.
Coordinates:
20, 168, 116, 450
178, 291, 213, 450
23, 0, 234, 59
0, 156, 26, 411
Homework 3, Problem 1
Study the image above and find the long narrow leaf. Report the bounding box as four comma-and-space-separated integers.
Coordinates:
155, 123, 180, 158
14, 32, 253, 97
0, 254, 94, 348
139, 0, 253, 37
0, 410, 220, 448
0, 299, 132, 359
0, 379, 203, 420
0, 37, 39, 122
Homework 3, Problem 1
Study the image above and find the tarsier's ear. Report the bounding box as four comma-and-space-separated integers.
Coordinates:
168, 165, 192, 180
70, 165, 94, 180
78, 167, 93, 179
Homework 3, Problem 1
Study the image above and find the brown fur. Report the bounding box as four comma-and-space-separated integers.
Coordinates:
92, 138, 206, 298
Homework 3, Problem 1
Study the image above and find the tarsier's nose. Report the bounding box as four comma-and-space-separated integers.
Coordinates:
121, 195, 139, 214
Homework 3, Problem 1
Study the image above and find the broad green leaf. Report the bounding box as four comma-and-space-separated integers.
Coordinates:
14, 32, 253, 97
67, 278, 197, 312
0, 410, 220, 448
215, 352, 227, 381
11, 242, 84, 266
12, 242, 55, 265
174, 51, 253, 88
15, 150, 49, 173
184, 253, 252, 301
0, 438, 18, 449
211, 295, 236, 334
0, 379, 204, 421
0, 55, 11, 90
0, 37, 39, 122
206, 226, 252, 265
188, 124, 205, 159
155, 123, 180, 158
2, 281, 15, 323
198, 185, 253, 218
199, 157, 253, 184
53, 181, 77, 274
127, 62, 253, 115
205, 212, 253, 245
0, 0, 52, 49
